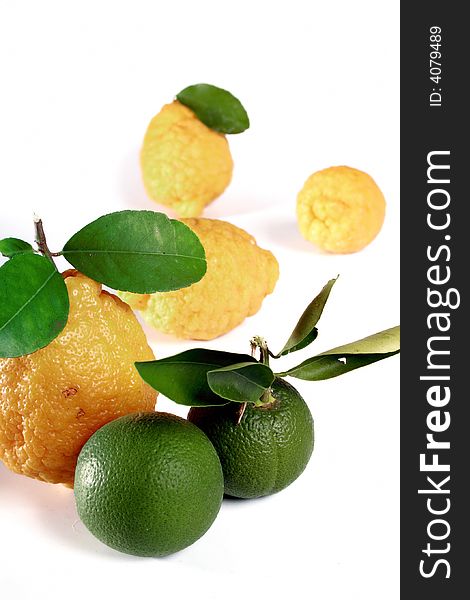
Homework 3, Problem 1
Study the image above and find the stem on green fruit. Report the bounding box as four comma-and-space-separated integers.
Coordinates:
250, 336, 275, 407
250, 336, 270, 366
234, 340, 263, 425
34, 216, 60, 266
234, 402, 247, 426
255, 389, 275, 407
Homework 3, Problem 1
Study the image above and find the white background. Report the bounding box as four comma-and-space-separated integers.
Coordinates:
0, 2, 399, 599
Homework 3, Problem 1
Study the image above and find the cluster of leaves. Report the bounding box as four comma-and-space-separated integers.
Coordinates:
136, 278, 400, 407
0, 211, 207, 358
0, 81, 249, 359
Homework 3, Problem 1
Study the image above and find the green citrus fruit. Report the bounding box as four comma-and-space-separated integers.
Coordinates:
74, 412, 224, 557
188, 378, 314, 499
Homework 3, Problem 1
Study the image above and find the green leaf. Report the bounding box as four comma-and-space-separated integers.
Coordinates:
176, 83, 250, 134
62, 210, 206, 293
0, 253, 69, 358
207, 362, 275, 404
277, 326, 400, 381
275, 277, 338, 357
135, 349, 257, 407
0, 238, 34, 258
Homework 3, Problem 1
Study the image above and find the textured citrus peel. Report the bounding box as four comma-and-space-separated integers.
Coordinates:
141, 102, 233, 217
120, 219, 279, 340
0, 271, 156, 486
297, 166, 386, 253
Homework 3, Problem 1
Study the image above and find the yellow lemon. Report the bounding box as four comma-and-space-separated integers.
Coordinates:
120, 219, 279, 340
141, 101, 233, 217
297, 166, 386, 253
0, 271, 156, 486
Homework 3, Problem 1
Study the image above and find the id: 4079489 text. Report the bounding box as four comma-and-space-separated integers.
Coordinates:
429, 26, 442, 107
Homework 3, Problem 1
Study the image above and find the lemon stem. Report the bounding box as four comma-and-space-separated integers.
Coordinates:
235, 340, 266, 424
251, 336, 270, 366
250, 336, 274, 407
34, 216, 60, 266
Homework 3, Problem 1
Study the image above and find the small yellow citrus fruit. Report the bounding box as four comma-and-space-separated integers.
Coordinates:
141, 101, 233, 217
0, 271, 156, 486
120, 218, 279, 340
296, 166, 386, 253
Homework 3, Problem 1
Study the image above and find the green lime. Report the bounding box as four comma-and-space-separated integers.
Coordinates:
74, 412, 223, 557
188, 378, 314, 499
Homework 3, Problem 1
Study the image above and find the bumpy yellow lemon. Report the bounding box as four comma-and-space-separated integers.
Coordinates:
141, 101, 233, 217
0, 271, 156, 486
120, 219, 279, 340
297, 166, 386, 253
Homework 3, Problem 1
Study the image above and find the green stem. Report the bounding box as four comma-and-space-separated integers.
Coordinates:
250, 336, 275, 407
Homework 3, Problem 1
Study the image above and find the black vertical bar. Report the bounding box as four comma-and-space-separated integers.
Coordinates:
401, 3, 466, 597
